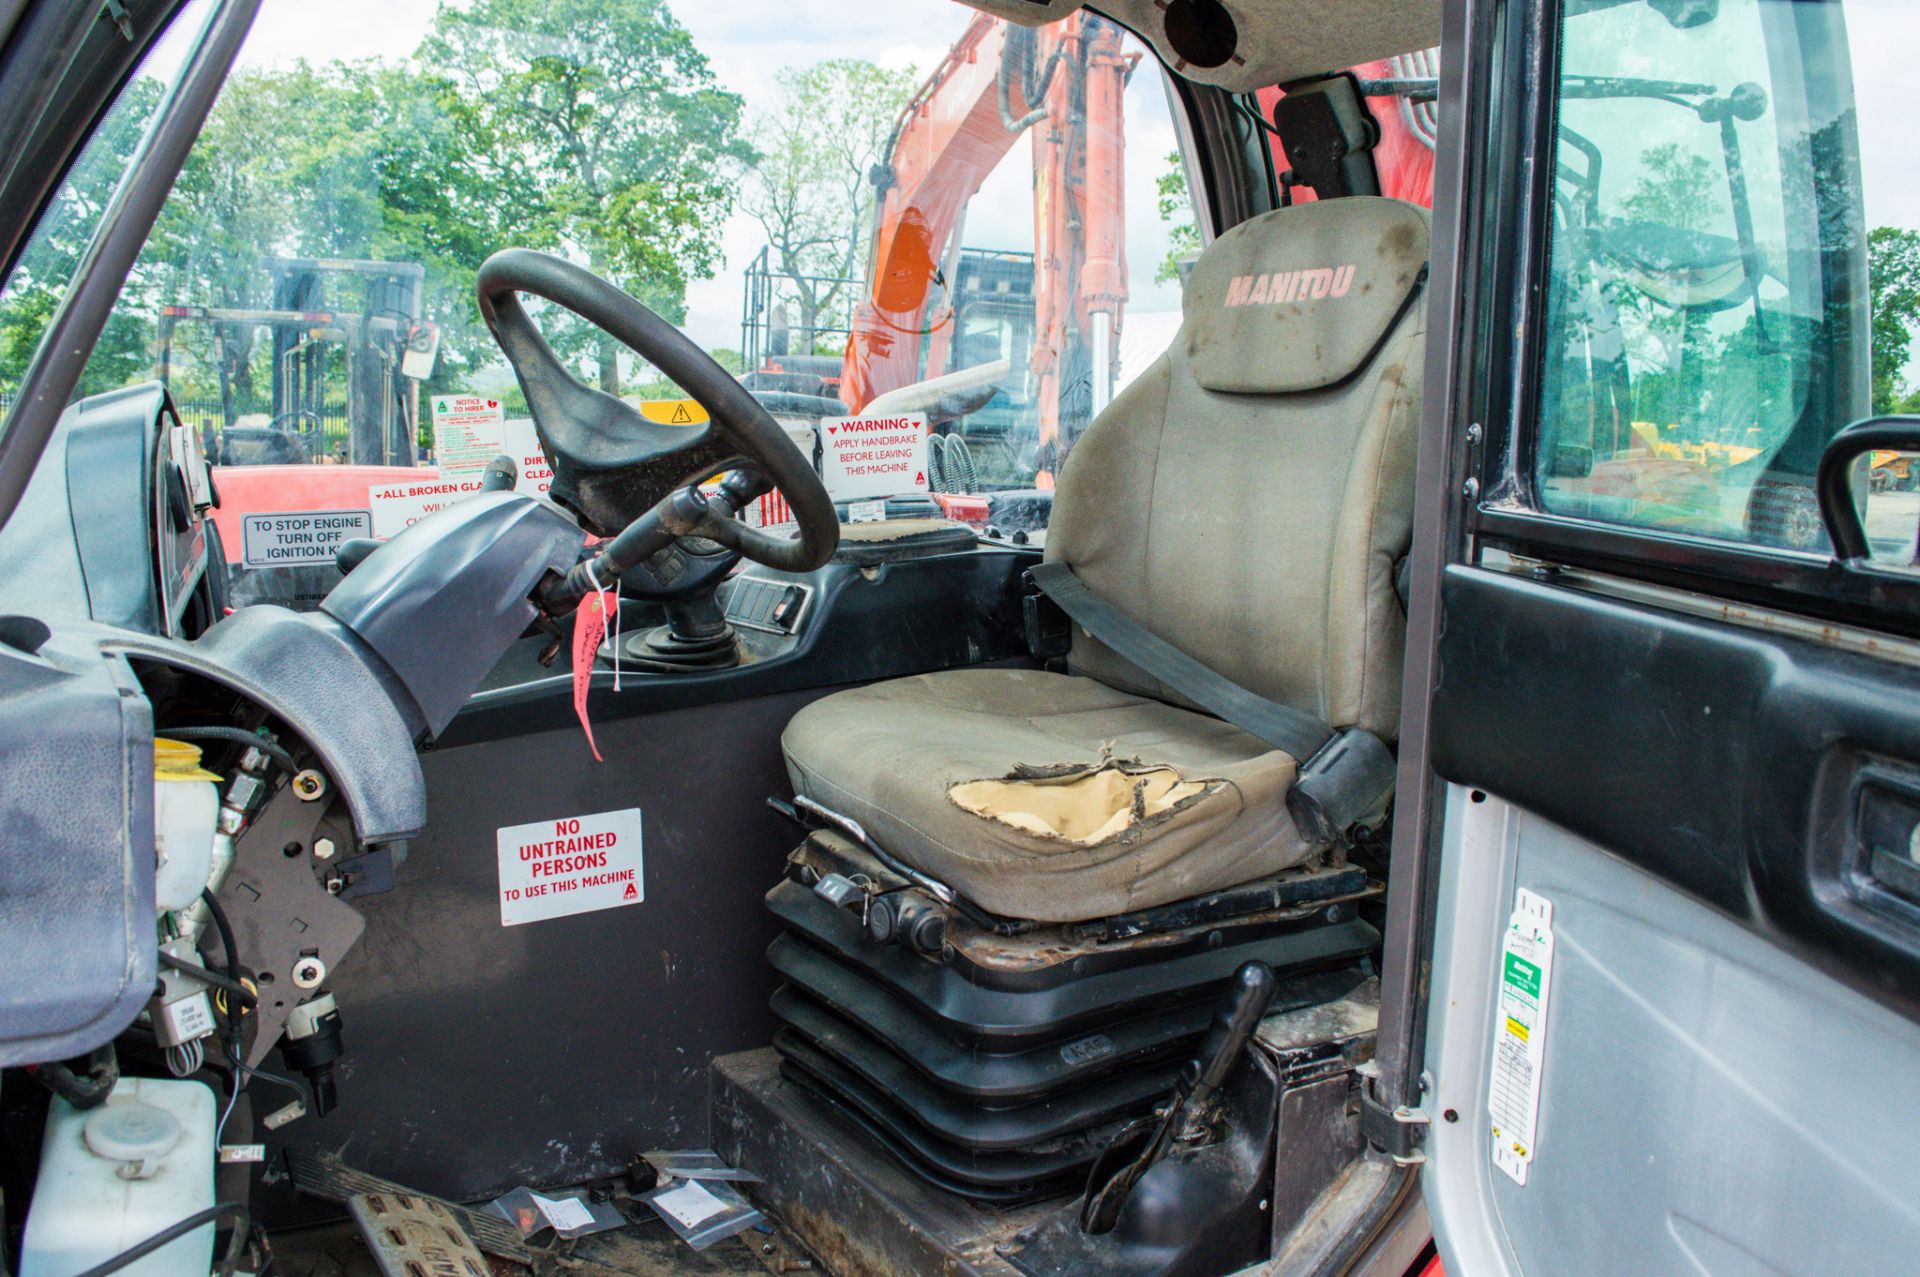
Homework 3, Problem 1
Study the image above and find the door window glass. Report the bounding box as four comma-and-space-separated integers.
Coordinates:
0, 1, 215, 433
1532, 0, 1886, 553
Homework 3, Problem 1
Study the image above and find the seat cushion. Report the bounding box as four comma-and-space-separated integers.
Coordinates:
781, 668, 1314, 922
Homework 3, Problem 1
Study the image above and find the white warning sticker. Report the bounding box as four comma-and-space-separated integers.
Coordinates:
501, 418, 554, 498
495, 808, 644, 927
430, 393, 506, 475
367, 474, 490, 537
820, 413, 928, 500
1489, 887, 1555, 1185
240, 509, 371, 567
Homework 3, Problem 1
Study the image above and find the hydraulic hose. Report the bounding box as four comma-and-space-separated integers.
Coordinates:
164, 726, 297, 776
31, 1044, 118, 1110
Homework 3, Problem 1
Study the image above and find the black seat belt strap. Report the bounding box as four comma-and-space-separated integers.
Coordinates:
1025, 560, 1395, 843
1027, 560, 1332, 759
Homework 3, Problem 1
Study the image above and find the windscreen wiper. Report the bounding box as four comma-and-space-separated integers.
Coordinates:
1561, 73, 1718, 103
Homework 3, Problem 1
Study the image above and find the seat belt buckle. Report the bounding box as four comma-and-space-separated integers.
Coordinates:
1020, 569, 1072, 660
1288, 727, 1397, 845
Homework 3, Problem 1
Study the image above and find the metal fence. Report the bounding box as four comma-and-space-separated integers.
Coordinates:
169, 396, 355, 455
0, 390, 365, 461
740, 245, 860, 375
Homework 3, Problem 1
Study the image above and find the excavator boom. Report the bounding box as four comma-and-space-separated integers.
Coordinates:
841, 11, 1134, 480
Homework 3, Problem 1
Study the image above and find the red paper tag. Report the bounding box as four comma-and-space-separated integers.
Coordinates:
572, 592, 610, 762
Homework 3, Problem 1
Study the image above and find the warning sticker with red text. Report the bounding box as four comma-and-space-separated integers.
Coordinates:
820, 413, 928, 500
495, 808, 644, 927
367, 474, 490, 537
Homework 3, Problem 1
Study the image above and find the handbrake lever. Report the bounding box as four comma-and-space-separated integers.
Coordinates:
1080, 960, 1277, 1234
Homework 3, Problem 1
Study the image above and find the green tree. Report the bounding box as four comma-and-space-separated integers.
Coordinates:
421, 0, 749, 395
1869, 226, 1920, 414
741, 59, 916, 353
0, 77, 163, 398
1609, 143, 1728, 433
1154, 150, 1201, 285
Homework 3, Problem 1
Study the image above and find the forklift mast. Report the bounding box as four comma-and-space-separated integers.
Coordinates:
154, 256, 426, 467
268, 256, 425, 467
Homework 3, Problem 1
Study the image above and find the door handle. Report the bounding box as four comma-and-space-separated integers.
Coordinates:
1855, 774, 1920, 908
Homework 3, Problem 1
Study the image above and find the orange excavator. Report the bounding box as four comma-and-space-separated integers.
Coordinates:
838, 11, 1136, 487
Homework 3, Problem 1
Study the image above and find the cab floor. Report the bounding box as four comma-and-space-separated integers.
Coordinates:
270, 1212, 807, 1277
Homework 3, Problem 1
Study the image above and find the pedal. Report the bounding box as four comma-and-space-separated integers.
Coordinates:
348, 1192, 488, 1277
286, 1149, 529, 1263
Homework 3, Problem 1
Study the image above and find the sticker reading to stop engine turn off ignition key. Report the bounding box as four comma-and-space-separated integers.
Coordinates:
1489, 887, 1555, 1185
495, 808, 643, 926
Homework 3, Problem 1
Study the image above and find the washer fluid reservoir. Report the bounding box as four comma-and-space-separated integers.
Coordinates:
20, 1077, 216, 1277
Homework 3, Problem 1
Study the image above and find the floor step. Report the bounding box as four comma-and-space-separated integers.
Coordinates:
713, 1049, 1066, 1277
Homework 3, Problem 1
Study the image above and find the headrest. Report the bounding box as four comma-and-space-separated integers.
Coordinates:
1183, 197, 1429, 395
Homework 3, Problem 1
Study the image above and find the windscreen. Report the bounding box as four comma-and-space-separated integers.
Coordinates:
0, 0, 1199, 601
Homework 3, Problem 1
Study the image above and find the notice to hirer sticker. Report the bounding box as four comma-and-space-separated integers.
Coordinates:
1489, 888, 1555, 1185
495, 808, 643, 927
821, 413, 928, 500
431, 393, 506, 475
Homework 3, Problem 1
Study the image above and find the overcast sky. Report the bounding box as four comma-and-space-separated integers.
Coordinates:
153, 0, 1919, 367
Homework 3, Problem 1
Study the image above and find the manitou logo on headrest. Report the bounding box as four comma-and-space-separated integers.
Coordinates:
1224, 265, 1357, 307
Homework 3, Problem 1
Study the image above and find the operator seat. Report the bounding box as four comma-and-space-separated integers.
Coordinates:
781, 195, 1430, 923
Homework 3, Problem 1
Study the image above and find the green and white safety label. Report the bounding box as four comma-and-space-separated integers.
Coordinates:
1489, 887, 1554, 1185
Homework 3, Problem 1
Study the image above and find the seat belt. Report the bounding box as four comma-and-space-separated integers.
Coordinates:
1025, 560, 1396, 844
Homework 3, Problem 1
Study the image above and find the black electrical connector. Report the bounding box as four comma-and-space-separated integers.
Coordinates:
281, 995, 344, 1117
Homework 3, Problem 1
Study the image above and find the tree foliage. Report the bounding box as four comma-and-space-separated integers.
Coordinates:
1870, 226, 1920, 414
741, 59, 915, 351
422, 0, 749, 391
0, 0, 748, 410
1154, 150, 1200, 286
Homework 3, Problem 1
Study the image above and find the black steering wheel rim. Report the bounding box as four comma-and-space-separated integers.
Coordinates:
475, 248, 837, 573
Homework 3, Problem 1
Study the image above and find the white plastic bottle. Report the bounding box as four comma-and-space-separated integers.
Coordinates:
152, 739, 220, 914
20, 1077, 217, 1277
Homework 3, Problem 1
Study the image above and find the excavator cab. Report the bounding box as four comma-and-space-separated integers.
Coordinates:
1, 1, 1917, 1276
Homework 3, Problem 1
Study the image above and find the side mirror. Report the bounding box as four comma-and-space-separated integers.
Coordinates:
1815, 415, 1920, 566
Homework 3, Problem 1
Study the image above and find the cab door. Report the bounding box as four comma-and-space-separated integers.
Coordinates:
1412, 0, 1920, 1271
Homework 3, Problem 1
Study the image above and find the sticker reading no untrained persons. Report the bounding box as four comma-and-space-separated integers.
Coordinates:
240, 510, 372, 567
1489, 887, 1555, 1185
496, 808, 643, 926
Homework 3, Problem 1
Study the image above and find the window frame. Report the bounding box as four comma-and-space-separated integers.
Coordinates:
1468, 0, 1920, 635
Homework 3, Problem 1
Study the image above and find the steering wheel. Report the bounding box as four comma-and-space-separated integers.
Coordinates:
475, 249, 837, 608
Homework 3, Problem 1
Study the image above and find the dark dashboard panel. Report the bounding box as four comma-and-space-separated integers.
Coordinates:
258, 538, 1038, 1205
445, 541, 1038, 746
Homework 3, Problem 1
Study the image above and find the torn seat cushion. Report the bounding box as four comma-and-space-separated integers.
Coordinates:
781, 668, 1313, 922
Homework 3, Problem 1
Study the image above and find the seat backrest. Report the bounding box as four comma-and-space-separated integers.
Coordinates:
1046, 196, 1430, 741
